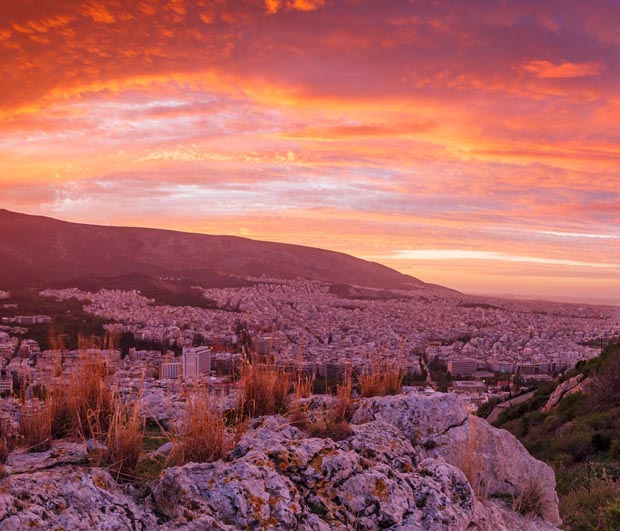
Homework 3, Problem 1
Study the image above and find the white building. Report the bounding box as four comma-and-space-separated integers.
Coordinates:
160, 357, 182, 379
182, 346, 212, 378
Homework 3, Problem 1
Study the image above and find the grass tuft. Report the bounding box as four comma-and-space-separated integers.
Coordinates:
512, 478, 549, 519
358, 359, 404, 398
169, 385, 243, 465
103, 402, 144, 481
19, 402, 52, 452
238, 358, 292, 417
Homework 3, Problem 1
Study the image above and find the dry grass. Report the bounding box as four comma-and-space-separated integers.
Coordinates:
103, 402, 144, 481
19, 402, 52, 452
40, 353, 115, 441
512, 479, 548, 518
293, 371, 314, 400
358, 359, 404, 398
297, 372, 354, 442
0, 437, 8, 465
454, 414, 487, 498
0, 418, 12, 464
238, 358, 292, 417
65, 356, 114, 439
169, 386, 242, 465
333, 371, 354, 422
17, 353, 114, 454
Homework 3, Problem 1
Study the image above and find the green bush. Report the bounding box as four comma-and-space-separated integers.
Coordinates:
561, 477, 620, 531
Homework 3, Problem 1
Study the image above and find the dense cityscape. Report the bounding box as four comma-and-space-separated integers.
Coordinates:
1, 281, 619, 425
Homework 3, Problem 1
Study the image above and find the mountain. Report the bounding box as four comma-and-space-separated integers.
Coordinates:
0, 209, 437, 292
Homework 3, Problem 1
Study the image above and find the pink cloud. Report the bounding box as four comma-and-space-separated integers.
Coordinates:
522, 59, 605, 79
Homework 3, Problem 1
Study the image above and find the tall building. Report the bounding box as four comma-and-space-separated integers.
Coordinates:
0, 369, 13, 394
182, 346, 212, 378
160, 353, 182, 379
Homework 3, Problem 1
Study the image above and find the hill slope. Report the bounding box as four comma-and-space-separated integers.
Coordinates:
493, 340, 620, 530
0, 209, 434, 291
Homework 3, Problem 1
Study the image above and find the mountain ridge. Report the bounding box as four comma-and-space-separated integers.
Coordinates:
0, 209, 442, 292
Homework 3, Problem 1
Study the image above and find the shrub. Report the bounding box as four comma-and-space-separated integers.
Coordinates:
561, 477, 620, 531
561, 430, 593, 462
588, 347, 620, 410
592, 432, 612, 453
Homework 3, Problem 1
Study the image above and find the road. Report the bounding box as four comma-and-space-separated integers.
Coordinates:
485, 389, 537, 425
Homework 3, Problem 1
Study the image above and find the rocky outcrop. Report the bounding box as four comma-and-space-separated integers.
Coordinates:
0, 467, 156, 530
351, 391, 561, 526
542, 374, 587, 413
0, 390, 562, 530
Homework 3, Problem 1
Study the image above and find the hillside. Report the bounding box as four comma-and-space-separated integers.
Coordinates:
493, 340, 620, 530
0, 209, 434, 292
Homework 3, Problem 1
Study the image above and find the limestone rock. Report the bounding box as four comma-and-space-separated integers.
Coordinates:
542, 374, 587, 413
351, 392, 468, 446
428, 414, 561, 525
6, 441, 89, 475
0, 466, 156, 531
0, 389, 563, 530
351, 391, 561, 526
150, 400, 561, 530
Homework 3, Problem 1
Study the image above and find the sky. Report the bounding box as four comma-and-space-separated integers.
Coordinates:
1, 0, 619, 304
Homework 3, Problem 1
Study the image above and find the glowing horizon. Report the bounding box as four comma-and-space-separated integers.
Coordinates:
1, 0, 619, 303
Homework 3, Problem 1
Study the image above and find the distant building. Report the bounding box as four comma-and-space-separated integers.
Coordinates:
182, 346, 212, 378
0, 369, 13, 393
447, 358, 479, 376
453, 381, 487, 394
160, 354, 182, 379
7, 315, 52, 326
488, 360, 514, 373
256, 336, 277, 355
19, 339, 41, 358
0, 291, 10, 300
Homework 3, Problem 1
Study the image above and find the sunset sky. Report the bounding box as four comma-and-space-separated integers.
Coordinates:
1, 0, 619, 303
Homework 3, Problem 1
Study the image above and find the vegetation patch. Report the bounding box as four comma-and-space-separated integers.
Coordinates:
494, 341, 620, 530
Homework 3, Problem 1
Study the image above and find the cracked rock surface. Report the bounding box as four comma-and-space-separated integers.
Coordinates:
0, 390, 561, 530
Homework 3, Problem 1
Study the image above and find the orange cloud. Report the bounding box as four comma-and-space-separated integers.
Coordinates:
522, 59, 605, 78
264, 0, 325, 13
80, 2, 116, 23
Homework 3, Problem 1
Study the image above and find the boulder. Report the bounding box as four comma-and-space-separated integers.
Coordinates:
350, 391, 561, 526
